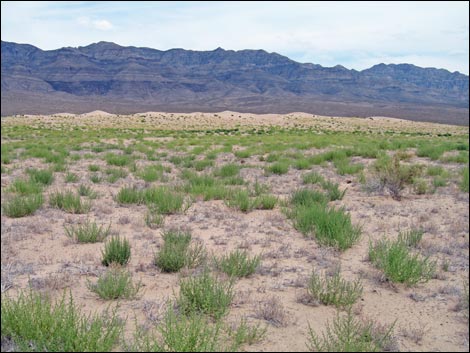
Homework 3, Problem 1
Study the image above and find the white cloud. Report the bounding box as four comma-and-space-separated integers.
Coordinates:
92, 19, 112, 31
77, 16, 113, 31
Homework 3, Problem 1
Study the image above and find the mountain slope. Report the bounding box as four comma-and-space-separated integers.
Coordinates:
1, 41, 468, 125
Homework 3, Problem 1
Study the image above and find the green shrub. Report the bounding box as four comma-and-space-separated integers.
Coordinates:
155, 230, 191, 272
65, 172, 78, 183
27, 168, 54, 185
88, 164, 100, 172
137, 165, 164, 182
307, 269, 363, 308
105, 167, 128, 183
144, 187, 186, 214
216, 164, 240, 177
2, 194, 43, 218
87, 266, 141, 300
368, 238, 436, 286
194, 159, 214, 171
214, 250, 261, 278
303, 172, 325, 185
1, 290, 122, 352
145, 207, 164, 229
371, 154, 424, 200
116, 186, 143, 204
461, 166, 469, 192
397, 229, 423, 248
90, 173, 102, 183
290, 189, 328, 207
64, 220, 110, 243
226, 189, 253, 212
49, 190, 91, 214
77, 184, 97, 198
178, 270, 234, 320
131, 309, 223, 352
254, 194, 277, 210
412, 178, 428, 195
307, 307, 395, 352
266, 162, 289, 175
105, 153, 131, 166
102, 236, 131, 266
290, 203, 361, 251
321, 180, 346, 201
8, 178, 42, 195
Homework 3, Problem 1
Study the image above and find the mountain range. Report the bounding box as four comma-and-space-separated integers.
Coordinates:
1, 41, 468, 125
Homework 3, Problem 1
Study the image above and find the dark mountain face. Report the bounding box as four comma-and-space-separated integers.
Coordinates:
1, 41, 468, 125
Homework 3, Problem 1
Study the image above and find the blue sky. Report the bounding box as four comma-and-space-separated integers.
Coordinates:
2, 1, 469, 74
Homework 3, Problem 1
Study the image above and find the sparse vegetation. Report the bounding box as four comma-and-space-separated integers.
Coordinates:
178, 270, 234, 320
214, 250, 261, 278
1, 290, 122, 351
2, 193, 43, 217
87, 265, 141, 300
307, 268, 363, 308
64, 220, 111, 243
307, 307, 395, 352
101, 236, 131, 266
49, 190, 91, 213
369, 238, 436, 286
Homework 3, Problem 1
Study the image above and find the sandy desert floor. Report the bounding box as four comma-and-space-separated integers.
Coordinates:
1, 111, 469, 352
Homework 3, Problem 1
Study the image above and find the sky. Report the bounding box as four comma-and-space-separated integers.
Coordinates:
1, 1, 469, 74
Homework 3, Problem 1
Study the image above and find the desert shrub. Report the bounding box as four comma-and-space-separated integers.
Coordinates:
307, 307, 395, 352
1, 290, 122, 351
290, 203, 361, 251
101, 236, 131, 266
368, 238, 436, 286
254, 194, 277, 210
178, 270, 234, 320
131, 309, 223, 352
64, 220, 110, 243
266, 162, 289, 175
87, 266, 141, 300
461, 166, 469, 192
303, 172, 325, 185
2, 194, 43, 218
143, 187, 186, 214
226, 189, 254, 212
64, 172, 78, 183
216, 163, 240, 178
155, 230, 191, 272
307, 269, 363, 308
397, 229, 423, 248
137, 164, 164, 182
145, 207, 164, 229
371, 154, 424, 200
27, 168, 54, 185
412, 178, 428, 195
290, 189, 328, 207
105, 167, 128, 183
333, 157, 364, 175
116, 186, 143, 204
49, 190, 91, 213
90, 173, 102, 183
88, 164, 100, 172
77, 184, 98, 198
8, 178, 42, 195
214, 250, 261, 278
105, 153, 131, 166
254, 296, 287, 327
194, 159, 214, 171
321, 180, 346, 201
294, 158, 311, 170
229, 318, 267, 347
